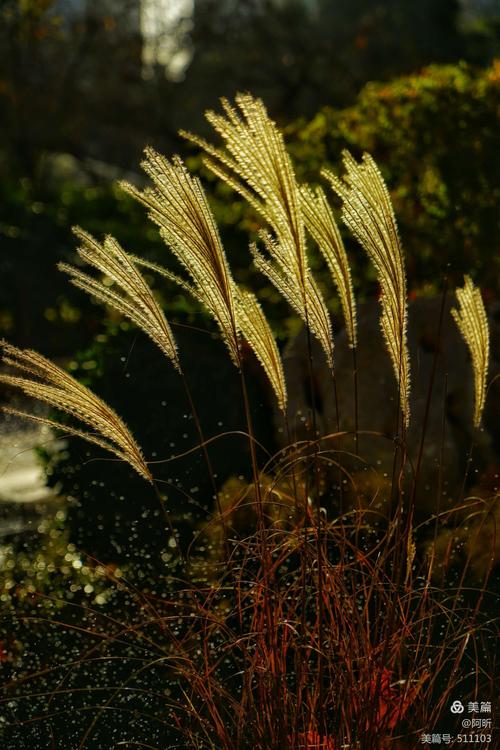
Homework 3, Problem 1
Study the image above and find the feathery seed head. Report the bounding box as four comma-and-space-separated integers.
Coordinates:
300, 183, 357, 349
451, 276, 489, 428
325, 151, 410, 426
0, 342, 152, 482
182, 94, 334, 370
235, 288, 287, 413
121, 152, 240, 365
60, 228, 180, 371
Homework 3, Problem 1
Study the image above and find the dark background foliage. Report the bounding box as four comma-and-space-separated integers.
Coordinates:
1, 1, 499, 348
1, 0, 498, 174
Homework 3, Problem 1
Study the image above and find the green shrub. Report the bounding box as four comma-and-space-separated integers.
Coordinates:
286, 60, 500, 293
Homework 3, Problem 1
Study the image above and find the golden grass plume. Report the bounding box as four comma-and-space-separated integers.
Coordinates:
324, 151, 410, 426
121, 151, 240, 365
299, 183, 357, 349
0, 342, 152, 482
59, 228, 180, 371
121, 151, 288, 411
451, 275, 490, 427
182, 93, 334, 370
124, 255, 288, 414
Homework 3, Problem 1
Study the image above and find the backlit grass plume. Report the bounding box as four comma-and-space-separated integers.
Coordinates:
451, 276, 490, 427
300, 184, 357, 349
324, 151, 410, 426
236, 289, 287, 413
121, 152, 287, 410
121, 151, 240, 365
59, 228, 180, 371
182, 94, 334, 370
0, 342, 152, 482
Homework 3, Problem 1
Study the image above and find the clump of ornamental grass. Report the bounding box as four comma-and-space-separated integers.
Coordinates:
167, 512, 494, 750
0, 94, 496, 749
1, 497, 495, 749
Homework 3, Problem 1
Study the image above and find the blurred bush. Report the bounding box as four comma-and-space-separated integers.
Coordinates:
286, 60, 500, 295
3, 0, 497, 175
0, 177, 166, 351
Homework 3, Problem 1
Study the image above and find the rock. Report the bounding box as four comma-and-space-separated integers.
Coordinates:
0, 413, 60, 539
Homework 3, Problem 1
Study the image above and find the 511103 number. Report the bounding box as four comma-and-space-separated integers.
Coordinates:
456, 735, 491, 743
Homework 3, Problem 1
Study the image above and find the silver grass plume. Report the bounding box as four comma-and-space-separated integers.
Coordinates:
235, 289, 287, 413
324, 151, 410, 426
121, 151, 240, 365
0, 342, 152, 482
299, 183, 357, 349
59, 229, 180, 371
451, 276, 489, 428
181, 93, 334, 370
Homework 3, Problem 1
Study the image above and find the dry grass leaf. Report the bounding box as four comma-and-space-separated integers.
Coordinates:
121, 151, 239, 365
324, 151, 410, 426
451, 275, 490, 427
0, 342, 152, 482
59, 228, 180, 371
182, 93, 334, 370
